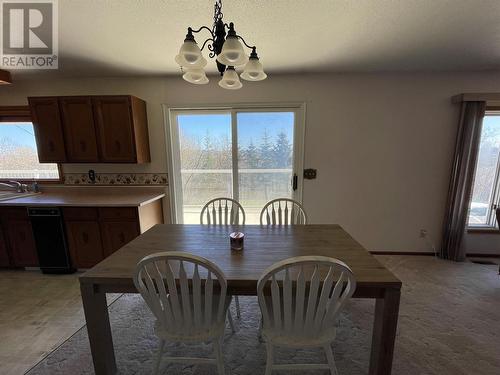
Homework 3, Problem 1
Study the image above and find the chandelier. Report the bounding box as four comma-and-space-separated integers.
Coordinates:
175, 0, 267, 89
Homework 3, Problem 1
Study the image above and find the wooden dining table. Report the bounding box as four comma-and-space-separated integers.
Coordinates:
79, 224, 402, 375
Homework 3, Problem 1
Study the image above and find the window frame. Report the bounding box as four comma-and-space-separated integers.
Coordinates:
467, 108, 500, 230
164, 103, 306, 224
0, 106, 63, 184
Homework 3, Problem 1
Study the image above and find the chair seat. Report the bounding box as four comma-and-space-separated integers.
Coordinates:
154, 294, 232, 342
261, 295, 337, 347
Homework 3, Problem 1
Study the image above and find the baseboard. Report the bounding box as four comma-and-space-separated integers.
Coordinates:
369, 251, 435, 256
466, 253, 500, 258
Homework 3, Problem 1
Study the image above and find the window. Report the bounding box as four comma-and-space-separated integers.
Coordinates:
0, 108, 60, 181
468, 111, 500, 227
167, 105, 305, 224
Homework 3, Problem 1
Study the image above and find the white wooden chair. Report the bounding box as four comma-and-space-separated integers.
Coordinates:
200, 197, 246, 225
257, 256, 357, 374
200, 197, 244, 318
260, 198, 308, 225
133, 251, 233, 375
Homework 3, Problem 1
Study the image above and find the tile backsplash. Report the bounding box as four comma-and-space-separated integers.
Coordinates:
63, 173, 168, 186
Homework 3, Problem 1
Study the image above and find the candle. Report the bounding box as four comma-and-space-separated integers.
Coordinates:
229, 232, 244, 251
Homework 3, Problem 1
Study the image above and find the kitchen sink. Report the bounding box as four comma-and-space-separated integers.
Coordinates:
0, 191, 41, 202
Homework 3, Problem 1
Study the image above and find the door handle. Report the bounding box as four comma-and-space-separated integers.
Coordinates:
292, 174, 298, 191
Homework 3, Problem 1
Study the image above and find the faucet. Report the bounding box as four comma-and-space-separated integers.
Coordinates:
0, 181, 26, 193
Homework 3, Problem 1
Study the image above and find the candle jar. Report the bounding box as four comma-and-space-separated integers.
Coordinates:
229, 232, 244, 251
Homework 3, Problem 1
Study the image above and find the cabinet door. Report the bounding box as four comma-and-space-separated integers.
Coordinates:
59, 97, 99, 162
65, 221, 104, 268
28, 97, 67, 162
0, 227, 10, 267
7, 220, 38, 267
93, 96, 136, 162
101, 221, 139, 257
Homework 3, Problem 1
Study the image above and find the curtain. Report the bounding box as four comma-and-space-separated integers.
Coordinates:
441, 101, 486, 261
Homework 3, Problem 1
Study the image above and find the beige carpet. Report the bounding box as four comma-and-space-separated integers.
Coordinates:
27, 256, 500, 374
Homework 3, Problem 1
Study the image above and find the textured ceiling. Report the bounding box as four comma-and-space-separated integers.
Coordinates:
11, 0, 500, 78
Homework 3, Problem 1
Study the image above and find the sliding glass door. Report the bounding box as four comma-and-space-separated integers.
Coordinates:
168, 105, 304, 224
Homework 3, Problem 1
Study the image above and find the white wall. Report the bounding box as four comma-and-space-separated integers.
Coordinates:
1, 71, 500, 254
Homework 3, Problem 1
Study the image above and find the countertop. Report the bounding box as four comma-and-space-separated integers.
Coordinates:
0, 187, 166, 207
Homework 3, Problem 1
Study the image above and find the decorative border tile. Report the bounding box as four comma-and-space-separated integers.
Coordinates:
64, 173, 168, 186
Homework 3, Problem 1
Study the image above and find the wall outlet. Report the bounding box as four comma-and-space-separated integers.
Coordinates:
88, 169, 96, 183
419, 229, 428, 238
303, 168, 317, 179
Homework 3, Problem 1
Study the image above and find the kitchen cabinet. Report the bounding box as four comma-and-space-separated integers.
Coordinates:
65, 221, 104, 269
0, 228, 10, 267
28, 97, 67, 162
7, 220, 38, 267
28, 95, 150, 164
101, 221, 140, 257
59, 96, 99, 162
93, 96, 150, 163
62, 201, 161, 269
0, 208, 38, 267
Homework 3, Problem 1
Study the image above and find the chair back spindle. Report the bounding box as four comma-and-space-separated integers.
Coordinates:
200, 197, 246, 225
134, 252, 228, 337
257, 256, 356, 339
260, 198, 307, 225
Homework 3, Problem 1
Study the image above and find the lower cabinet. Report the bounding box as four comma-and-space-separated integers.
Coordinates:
101, 221, 140, 258
0, 208, 38, 267
0, 200, 162, 270
63, 205, 159, 269
65, 221, 104, 269
7, 220, 38, 267
0, 227, 11, 267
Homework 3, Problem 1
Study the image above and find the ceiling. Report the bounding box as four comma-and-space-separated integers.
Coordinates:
10, 0, 500, 78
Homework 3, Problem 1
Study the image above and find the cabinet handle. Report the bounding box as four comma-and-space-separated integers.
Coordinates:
82, 232, 89, 244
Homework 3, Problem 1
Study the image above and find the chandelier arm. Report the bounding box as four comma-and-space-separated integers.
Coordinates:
200, 38, 215, 52
189, 25, 215, 38
236, 34, 256, 50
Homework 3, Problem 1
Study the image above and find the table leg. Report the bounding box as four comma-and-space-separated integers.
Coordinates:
80, 283, 117, 375
369, 287, 401, 375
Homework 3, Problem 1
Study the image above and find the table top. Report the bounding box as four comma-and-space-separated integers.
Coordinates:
80, 224, 401, 294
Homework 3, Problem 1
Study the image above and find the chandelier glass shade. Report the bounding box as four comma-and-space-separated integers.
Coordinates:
241, 51, 267, 81
216, 35, 248, 66
175, 40, 207, 68
218, 66, 242, 89
182, 68, 209, 84
175, 0, 266, 89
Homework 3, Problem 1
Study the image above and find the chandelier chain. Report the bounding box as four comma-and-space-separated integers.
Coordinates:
213, 0, 223, 34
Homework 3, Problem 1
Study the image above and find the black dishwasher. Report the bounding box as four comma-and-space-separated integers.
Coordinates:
28, 207, 75, 274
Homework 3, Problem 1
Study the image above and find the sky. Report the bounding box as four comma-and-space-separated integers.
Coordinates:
0, 122, 37, 149
177, 112, 294, 148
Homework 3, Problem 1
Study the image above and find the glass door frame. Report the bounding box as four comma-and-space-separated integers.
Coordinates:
164, 103, 306, 224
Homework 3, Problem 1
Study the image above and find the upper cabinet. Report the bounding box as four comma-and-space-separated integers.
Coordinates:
93, 96, 150, 163
28, 97, 67, 162
59, 96, 99, 162
28, 95, 150, 164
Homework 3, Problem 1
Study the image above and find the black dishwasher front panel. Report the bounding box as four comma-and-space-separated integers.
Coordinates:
28, 207, 75, 274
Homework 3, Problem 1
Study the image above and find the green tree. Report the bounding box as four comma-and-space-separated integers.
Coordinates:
273, 131, 292, 168
258, 128, 274, 168
241, 139, 259, 168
